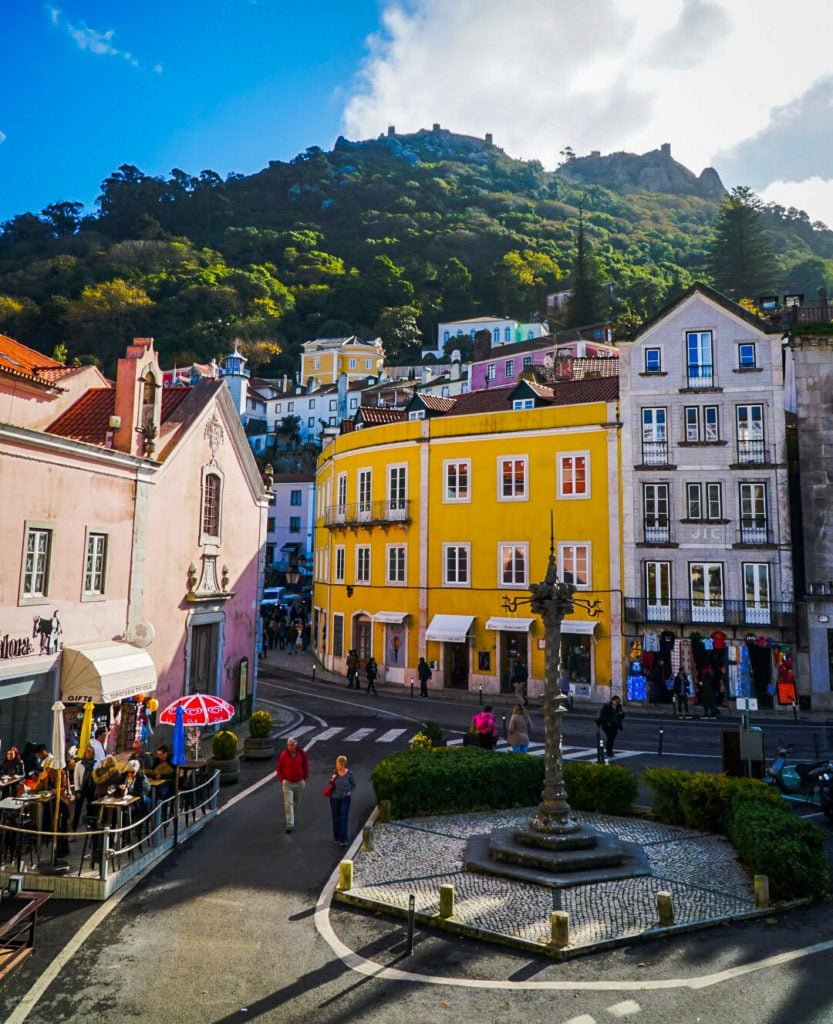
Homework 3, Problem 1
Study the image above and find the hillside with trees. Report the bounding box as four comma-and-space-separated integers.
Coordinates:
2, 128, 833, 374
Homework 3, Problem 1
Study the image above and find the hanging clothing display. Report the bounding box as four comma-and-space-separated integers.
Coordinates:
737, 644, 752, 699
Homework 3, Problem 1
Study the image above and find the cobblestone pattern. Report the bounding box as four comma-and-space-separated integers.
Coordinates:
349, 808, 758, 947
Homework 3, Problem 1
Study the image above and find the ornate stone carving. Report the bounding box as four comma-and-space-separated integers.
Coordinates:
204, 413, 225, 464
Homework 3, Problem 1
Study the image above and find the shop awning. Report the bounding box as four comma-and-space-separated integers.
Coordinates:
561, 620, 600, 636
425, 614, 475, 643
485, 616, 534, 633
373, 611, 409, 625
61, 641, 158, 704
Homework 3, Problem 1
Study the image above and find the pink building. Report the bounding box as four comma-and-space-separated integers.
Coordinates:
0, 335, 268, 749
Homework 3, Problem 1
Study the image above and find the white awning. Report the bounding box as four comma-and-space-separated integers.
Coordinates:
425, 614, 475, 643
373, 611, 410, 625
61, 641, 158, 704
561, 620, 600, 636
485, 617, 534, 633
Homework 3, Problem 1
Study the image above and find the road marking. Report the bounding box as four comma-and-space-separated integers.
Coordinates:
257, 696, 327, 728
377, 728, 407, 743
344, 728, 375, 742
314, 809, 833, 993
564, 1016, 597, 1024
608, 1000, 641, 1017
562, 747, 601, 761
287, 724, 317, 739
314, 727, 344, 743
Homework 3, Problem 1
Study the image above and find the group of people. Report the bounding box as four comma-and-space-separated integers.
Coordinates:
262, 613, 310, 657
275, 738, 356, 846
345, 651, 379, 694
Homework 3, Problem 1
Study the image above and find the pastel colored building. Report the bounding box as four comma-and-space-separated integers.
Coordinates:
430, 317, 549, 359
312, 376, 623, 701
0, 334, 268, 748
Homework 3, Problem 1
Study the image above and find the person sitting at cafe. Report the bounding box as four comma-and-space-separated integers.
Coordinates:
33, 756, 73, 857
1, 746, 24, 779
92, 727, 108, 763
72, 745, 98, 830
121, 759, 151, 816
130, 740, 153, 771
22, 742, 50, 780
92, 756, 123, 799
146, 745, 175, 799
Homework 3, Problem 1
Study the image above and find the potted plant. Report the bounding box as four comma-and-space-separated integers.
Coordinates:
243, 710, 274, 760
208, 729, 240, 785
421, 720, 446, 747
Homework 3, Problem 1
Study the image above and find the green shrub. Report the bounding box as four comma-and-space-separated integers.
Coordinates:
409, 733, 432, 752
248, 710, 272, 739
646, 769, 780, 833
729, 801, 829, 902
212, 729, 238, 759
420, 720, 445, 746
643, 767, 688, 825
371, 749, 635, 818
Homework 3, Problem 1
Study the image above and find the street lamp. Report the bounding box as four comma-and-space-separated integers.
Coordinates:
502, 525, 601, 835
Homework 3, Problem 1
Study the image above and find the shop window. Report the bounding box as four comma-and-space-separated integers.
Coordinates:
333, 614, 344, 658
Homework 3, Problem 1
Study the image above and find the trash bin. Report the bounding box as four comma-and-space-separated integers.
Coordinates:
740, 726, 764, 779
721, 730, 742, 776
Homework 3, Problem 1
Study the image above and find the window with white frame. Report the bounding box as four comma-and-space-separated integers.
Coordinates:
358, 469, 372, 517
441, 385, 449, 397
308, 417, 315, 428
493, 328, 500, 343
22, 526, 52, 599
513, 398, 535, 410
287, 401, 294, 412
645, 561, 671, 617
336, 473, 347, 517
523, 356, 532, 368
365, 359, 372, 370
689, 562, 724, 611
349, 358, 356, 369
329, 416, 337, 426
329, 399, 337, 411
499, 543, 527, 587
558, 543, 590, 588
444, 460, 470, 502
504, 327, 511, 342
704, 406, 719, 441
386, 545, 407, 584
335, 546, 345, 583
355, 545, 371, 583
349, 397, 357, 409
505, 360, 515, 377
498, 456, 527, 500
290, 490, 302, 506
684, 406, 700, 442
738, 343, 757, 369
486, 364, 496, 381
201, 470, 222, 542
558, 453, 589, 498
313, 357, 320, 370
408, 409, 425, 420
388, 464, 407, 511
644, 347, 662, 373
443, 543, 470, 586
686, 482, 722, 520
743, 563, 771, 621
83, 532, 108, 596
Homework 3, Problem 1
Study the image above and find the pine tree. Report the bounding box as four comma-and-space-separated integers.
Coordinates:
565, 207, 609, 328
709, 186, 777, 300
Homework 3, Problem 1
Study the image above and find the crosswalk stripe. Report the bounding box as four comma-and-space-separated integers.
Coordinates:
288, 724, 316, 739
344, 728, 375, 742
313, 727, 343, 742
377, 728, 407, 743
563, 747, 605, 760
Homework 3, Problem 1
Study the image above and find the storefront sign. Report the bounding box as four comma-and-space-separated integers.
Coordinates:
0, 633, 35, 660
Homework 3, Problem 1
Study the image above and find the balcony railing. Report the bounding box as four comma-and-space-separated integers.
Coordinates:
685, 364, 715, 388
643, 518, 671, 544
738, 520, 772, 545
640, 441, 670, 466
323, 499, 411, 528
736, 439, 770, 464
624, 597, 795, 628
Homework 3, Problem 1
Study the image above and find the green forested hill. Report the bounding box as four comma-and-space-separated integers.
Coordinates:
2, 129, 832, 374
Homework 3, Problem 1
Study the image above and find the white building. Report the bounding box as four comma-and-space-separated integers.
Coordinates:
429, 317, 549, 358
266, 473, 315, 579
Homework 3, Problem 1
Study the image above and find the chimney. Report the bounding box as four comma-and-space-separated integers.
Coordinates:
387, 125, 396, 137
450, 350, 462, 382
113, 338, 162, 457
485, 133, 493, 145
282, 374, 288, 393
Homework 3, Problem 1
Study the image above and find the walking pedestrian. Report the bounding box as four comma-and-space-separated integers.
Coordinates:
701, 666, 717, 719
276, 737, 309, 833
277, 622, 286, 651
512, 659, 529, 706
596, 695, 625, 760
417, 656, 432, 697
327, 755, 356, 847
294, 628, 303, 655
672, 669, 690, 718
346, 650, 359, 689
507, 703, 532, 753
365, 656, 379, 695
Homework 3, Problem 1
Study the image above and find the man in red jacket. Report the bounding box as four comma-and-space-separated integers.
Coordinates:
275, 737, 309, 833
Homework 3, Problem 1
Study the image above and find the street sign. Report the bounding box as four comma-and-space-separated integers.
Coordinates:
736, 697, 758, 711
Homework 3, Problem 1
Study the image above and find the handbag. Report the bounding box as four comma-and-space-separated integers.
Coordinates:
323, 780, 335, 798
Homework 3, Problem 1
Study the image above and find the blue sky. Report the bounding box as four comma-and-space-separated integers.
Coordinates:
0, 0, 381, 219
4, 1, 833, 225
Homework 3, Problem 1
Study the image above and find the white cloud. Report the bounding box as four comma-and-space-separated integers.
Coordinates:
760, 178, 833, 230
343, 0, 833, 223
48, 5, 141, 68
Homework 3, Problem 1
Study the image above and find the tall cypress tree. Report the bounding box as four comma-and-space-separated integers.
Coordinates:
709, 186, 777, 300
565, 206, 609, 328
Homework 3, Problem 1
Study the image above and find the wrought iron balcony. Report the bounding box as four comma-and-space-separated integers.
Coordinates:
735, 439, 771, 465
643, 518, 672, 544
323, 499, 411, 528
624, 597, 795, 628
640, 441, 670, 466
685, 364, 715, 388
737, 520, 773, 545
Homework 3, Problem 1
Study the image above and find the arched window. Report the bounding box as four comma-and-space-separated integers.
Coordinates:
140, 371, 158, 431
504, 327, 511, 342
493, 328, 500, 343
201, 471, 222, 541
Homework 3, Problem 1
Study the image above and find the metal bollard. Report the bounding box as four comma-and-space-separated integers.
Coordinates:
406, 893, 416, 955
479, 685, 483, 706
312, 665, 316, 682
362, 827, 374, 852
597, 731, 606, 764
550, 910, 570, 949
410, 680, 414, 698
378, 799, 392, 823
338, 860, 353, 891
672, 695, 679, 719
502, 715, 507, 740
658, 728, 664, 756
754, 874, 770, 908
656, 891, 674, 926
439, 884, 455, 919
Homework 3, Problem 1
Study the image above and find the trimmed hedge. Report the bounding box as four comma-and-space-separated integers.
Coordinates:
371, 747, 636, 819
644, 767, 829, 901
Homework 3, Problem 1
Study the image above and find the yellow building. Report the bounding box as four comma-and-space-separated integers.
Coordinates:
301, 336, 384, 391
312, 375, 623, 700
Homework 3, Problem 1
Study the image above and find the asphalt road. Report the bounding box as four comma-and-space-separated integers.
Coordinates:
3, 659, 833, 1024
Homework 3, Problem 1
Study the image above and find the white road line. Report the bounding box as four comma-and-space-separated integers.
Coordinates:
564, 1016, 597, 1024
563, 748, 602, 760
447, 738, 463, 746
377, 728, 407, 743
313, 726, 344, 743
286, 724, 317, 739
315, 815, 833, 992
608, 1000, 641, 1017
344, 728, 375, 742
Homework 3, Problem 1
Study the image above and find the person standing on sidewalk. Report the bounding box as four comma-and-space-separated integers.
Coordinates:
276, 737, 309, 834
672, 669, 690, 718
346, 650, 359, 689
365, 656, 379, 695
417, 656, 432, 697
596, 695, 625, 760
512, 659, 529, 706
327, 754, 356, 847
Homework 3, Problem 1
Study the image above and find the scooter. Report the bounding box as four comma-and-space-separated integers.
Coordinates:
817, 767, 833, 821
766, 745, 833, 809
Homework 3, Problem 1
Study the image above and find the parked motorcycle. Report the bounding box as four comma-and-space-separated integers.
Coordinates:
766, 744, 833, 812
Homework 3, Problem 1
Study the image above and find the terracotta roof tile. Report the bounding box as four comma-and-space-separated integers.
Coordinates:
47, 386, 192, 445
416, 394, 458, 412
0, 334, 70, 390
442, 377, 619, 417
356, 406, 408, 424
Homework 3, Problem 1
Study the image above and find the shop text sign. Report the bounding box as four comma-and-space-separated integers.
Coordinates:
0, 633, 35, 660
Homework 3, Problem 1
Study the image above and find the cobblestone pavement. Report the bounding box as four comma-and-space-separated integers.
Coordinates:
344, 808, 757, 950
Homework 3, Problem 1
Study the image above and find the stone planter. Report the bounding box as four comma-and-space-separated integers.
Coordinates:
208, 755, 240, 785
243, 735, 274, 760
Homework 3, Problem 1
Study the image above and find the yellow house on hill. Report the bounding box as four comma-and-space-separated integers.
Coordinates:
301, 336, 384, 391
312, 375, 623, 701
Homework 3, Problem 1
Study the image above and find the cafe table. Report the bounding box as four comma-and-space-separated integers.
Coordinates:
91, 795, 139, 854
0, 776, 23, 798
0, 792, 53, 868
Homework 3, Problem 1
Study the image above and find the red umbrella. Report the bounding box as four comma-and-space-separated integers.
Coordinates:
159, 694, 235, 726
